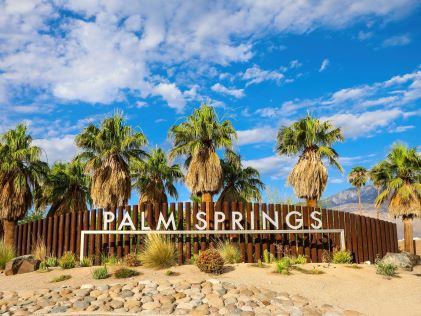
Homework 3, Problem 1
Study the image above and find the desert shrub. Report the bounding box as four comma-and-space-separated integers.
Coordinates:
101, 254, 119, 265
80, 257, 92, 267
38, 261, 49, 272
140, 234, 176, 269
123, 253, 141, 267
59, 252, 76, 269
46, 257, 58, 267
51, 274, 71, 282
218, 242, 240, 264
0, 239, 15, 270
190, 252, 201, 264
32, 239, 47, 262
263, 249, 276, 263
275, 257, 293, 275
92, 266, 109, 279
376, 260, 398, 279
293, 255, 307, 264
196, 248, 224, 274
165, 269, 174, 276
321, 250, 332, 263
114, 267, 139, 279
332, 250, 353, 264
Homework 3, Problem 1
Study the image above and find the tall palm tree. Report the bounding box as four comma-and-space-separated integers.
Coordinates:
75, 112, 147, 209
37, 160, 91, 216
370, 162, 389, 219
132, 148, 183, 204
169, 104, 236, 204
374, 143, 421, 254
0, 124, 48, 247
218, 152, 265, 203
348, 166, 368, 215
276, 114, 344, 207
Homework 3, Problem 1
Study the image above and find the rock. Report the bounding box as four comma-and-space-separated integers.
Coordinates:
142, 301, 161, 310
4, 256, 40, 276
382, 252, 420, 271
191, 304, 210, 315
206, 293, 224, 308
120, 289, 134, 298
109, 300, 124, 309
50, 306, 68, 313
125, 299, 141, 310
72, 300, 90, 310
80, 284, 95, 290
343, 310, 364, 316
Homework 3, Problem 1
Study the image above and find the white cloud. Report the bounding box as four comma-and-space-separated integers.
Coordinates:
357, 31, 373, 41
241, 65, 284, 86
330, 178, 345, 184
211, 83, 244, 98
329, 86, 373, 104
33, 135, 77, 163
319, 58, 330, 72
243, 155, 296, 179
153, 83, 186, 112
237, 126, 277, 146
289, 60, 302, 69
383, 34, 411, 47
389, 125, 415, 133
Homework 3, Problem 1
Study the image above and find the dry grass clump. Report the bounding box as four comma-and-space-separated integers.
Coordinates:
140, 234, 176, 269
0, 239, 15, 270
114, 267, 139, 279
51, 274, 71, 283
32, 239, 47, 262
217, 241, 240, 264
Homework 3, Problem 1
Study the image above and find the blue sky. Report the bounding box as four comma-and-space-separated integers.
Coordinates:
0, 0, 420, 205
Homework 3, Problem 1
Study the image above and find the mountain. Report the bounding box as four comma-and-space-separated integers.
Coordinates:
324, 185, 378, 207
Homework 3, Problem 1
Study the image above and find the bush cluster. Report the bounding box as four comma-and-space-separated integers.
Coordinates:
79, 257, 93, 267
275, 257, 293, 275
196, 248, 224, 274
332, 250, 353, 264
92, 266, 109, 279
123, 253, 141, 267
59, 252, 76, 269
217, 242, 241, 264
114, 267, 139, 279
46, 257, 58, 267
0, 239, 15, 270
376, 260, 398, 279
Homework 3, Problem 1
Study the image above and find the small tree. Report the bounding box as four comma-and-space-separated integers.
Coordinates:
348, 166, 368, 215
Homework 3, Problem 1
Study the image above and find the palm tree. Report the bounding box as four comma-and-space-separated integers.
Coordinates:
0, 124, 48, 247
169, 104, 236, 204
218, 152, 265, 203
132, 148, 183, 204
370, 162, 389, 219
37, 160, 91, 216
374, 143, 421, 254
348, 166, 368, 215
276, 114, 344, 207
75, 112, 147, 209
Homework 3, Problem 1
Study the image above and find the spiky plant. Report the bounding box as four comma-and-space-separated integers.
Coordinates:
0, 124, 48, 248
75, 112, 147, 209
374, 143, 421, 254
131, 148, 183, 205
169, 104, 236, 204
37, 160, 91, 216
218, 152, 264, 203
348, 166, 368, 215
276, 114, 344, 207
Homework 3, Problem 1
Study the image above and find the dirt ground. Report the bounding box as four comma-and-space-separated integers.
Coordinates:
1, 263, 420, 316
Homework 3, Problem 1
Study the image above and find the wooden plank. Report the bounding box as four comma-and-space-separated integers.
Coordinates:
200, 202, 207, 251
64, 213, 71, 252
49, 217, 55, 256
343, 212, 352, 252
139, 204, 145, 253
303, 206, 311, 261
37, 219, 42, 242
239, 202, 246, 262
116, 207, 123, 258
360, 215, 368, 262
380, 220, 387, 257
177, 202, 184, 264
370, 217, 379, 261
356, 215, 364, 263
169, 203, 176, 245
89, 210, 96, 258
83, 211, 89, 258
392, 223, 399, 252
75, 212, 82, 258
290, 205, 298, 257
57, 215, 64, 257
132, 205, 139, 253
21, 223, 27, 255
375, 218, 383, 259
185, 202, 191, 261
365, 216, 373, 263
268, 203, 276, 260
124, 206, 130, 255
385, 221, 392, 254
253, 203, 261, 262
26, 221, 32, 254
282, 204, 290, 257
69, 212, 76, 253
16, 225, 22, 256
42, 218, 48, 252
231, 202, 239, 246
109, 207, 117, 256
310, 207, 320, 263
208, 202, 215, 248
332, 210, 341, 251
223, 201, 230, 244
246, 202, 253, 263
275, 204, 282, 259
349, 213, 358, 263
193, 202, 199, 254
96, 209, 103, 263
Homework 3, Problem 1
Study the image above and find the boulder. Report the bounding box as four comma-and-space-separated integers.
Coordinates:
4, 255, 40, 276
382, 252, 420, 271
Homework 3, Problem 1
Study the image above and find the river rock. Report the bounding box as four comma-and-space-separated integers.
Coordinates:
382, 252, 420, 271
4, 255, 40, 276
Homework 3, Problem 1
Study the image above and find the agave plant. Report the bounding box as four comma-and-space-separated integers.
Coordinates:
374, 143, 421, 253
0, 124, 48, 247
169, 104, 236, 203
276, 114, 344, 207
348, 166, 368, 215
131, 148, 183, 204
75, 112, 147, 209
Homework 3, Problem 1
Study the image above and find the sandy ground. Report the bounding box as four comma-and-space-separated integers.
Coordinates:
1, 263, 421, 316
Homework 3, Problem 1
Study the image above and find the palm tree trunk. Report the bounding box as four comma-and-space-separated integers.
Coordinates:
306, 199, 317, 208
3, 220, 16, 249
403, 216, 414, 254
202, 192, 212, 230
358, 187, 362, 215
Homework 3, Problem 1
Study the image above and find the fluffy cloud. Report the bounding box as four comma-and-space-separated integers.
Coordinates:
242, 65, 284, 86
237, 126, 277, 145
0, 0, 418, 111
243, 155, 297, 179
383, 34, 411, 47
33, 135, 77, 163
319, 58, 329, 72
211, 83, 244, 98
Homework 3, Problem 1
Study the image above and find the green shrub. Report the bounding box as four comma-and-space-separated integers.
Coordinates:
218, 242, 241, 264
190, 252, 201, 264
92, 266, 109, 279
332, 250, 353, 264
80, 257, 92, 267
165, 269, 174, 276
46, 257, 58, 267
293, 255, 307, 264
38, 261, 49, 272
196, 248, 224, 274
140, 234, 176, 269
0, 239, 15, 270
263, 249, 276, 263
114, 267, 139, 279
275, 257, 293, 275
376, 260, 398, 279
101, 254, 119, 265
51, 274, 71, 283
59, 252, 76, 269
32, 239, 47, 262
123, 253, 141, 267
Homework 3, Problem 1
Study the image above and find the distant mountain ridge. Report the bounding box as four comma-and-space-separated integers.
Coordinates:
324, 185, 378, 207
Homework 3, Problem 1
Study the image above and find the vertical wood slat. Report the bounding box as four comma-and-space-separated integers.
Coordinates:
193, 202, 199, 254
370, 218, 378, 260
281, 204, 290, 257
253, 203, 261, 262
380, 220, 387, 257
21, 223, 27, 255
132, 205, 139, 253
365, 217, 373, 263
295, 205, 303, 256
83, 211, 89, 258
76, 212, 82, 258
326, 209, 334, 255
42, 218, 48, 252
109, 207, 117, 256
356, 215, 364, 263
275, 204, 283, 259
349, 213, 358, 263
303, 206, 311, 261
231, 202, 239, 247
89, 210, 96, 258
223, 202, 230, 244
64, 213, 71, 252
238, 202, 245, 261
260, 203, 268, 255
48, 217, 54, 257
96, 209, 103, 263
246, 203, 253, 263
37, 219, 42, 242
268, 203, 275, 260
375, 217, 383, 259
16, 225, 22, 256
116, 207, 123, 258
185, 202, 191, 261
124, 206, 130, 255
200, 202, 206, 251
343, 212, 352, 252
385, 221, 392, 254
315, 208, 323, 262
393, 223, 399, 252
289, 205, 297, 257
57, 215, 64, 258
169, 203, 176, 245
332, 210, 340, 251
360, 214, 368, 262
208, 202, 215, 248
177, 202, 184, 264
26, 222, 32, 255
